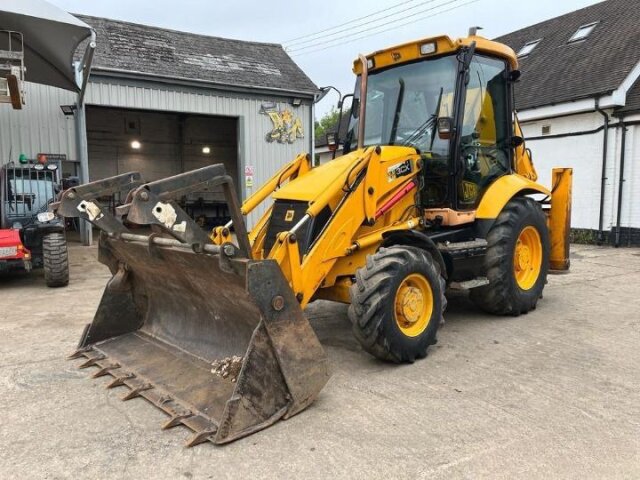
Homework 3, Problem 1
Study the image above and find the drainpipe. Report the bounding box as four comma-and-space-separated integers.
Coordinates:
615, 117, 627, 248
595, 99, 609, 244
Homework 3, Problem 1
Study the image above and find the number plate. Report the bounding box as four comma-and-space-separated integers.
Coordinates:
0, 246, 18, 258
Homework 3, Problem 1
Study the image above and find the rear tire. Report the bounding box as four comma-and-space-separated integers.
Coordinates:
43, 232, 69, 288
348, 246, 446, 363
470, 197, 549, 315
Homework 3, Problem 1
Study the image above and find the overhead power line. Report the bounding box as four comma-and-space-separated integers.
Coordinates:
290, 0, 476, 56
285, 0, 440, 49
282, 0, 420, 45
288, 0, 467, 53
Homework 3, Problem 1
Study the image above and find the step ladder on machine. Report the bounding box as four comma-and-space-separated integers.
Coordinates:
0, 30, 25, 110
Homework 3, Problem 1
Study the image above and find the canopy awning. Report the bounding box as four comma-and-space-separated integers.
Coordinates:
0, 0, 94, 92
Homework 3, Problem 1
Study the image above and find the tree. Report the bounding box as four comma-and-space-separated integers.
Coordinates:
314, 107, 341, 141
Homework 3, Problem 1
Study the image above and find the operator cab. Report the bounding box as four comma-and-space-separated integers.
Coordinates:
1, 161, 60, 228
342, 34, 519, 213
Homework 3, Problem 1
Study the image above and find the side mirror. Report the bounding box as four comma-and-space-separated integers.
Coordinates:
437, 117, 453, 140
510, 135, 525, 148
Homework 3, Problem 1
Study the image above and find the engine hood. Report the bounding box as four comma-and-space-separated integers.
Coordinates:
272, 146, 417, 203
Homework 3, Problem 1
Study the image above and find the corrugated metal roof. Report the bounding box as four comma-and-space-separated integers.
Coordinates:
495, 0, 640, 111
74, 14, 318, 97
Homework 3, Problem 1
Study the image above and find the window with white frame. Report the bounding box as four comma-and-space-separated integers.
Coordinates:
568, 22, 598, 43
517, 39, 541, 57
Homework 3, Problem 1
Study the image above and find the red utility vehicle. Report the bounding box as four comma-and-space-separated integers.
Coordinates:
0, 227, 31, 272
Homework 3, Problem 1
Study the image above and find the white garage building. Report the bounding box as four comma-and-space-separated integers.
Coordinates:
0, 14, 318, 240
497, 0, 640, 246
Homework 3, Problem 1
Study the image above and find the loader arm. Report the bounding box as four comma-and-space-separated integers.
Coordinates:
262, 146, 423, 307
210, 153, 312, 251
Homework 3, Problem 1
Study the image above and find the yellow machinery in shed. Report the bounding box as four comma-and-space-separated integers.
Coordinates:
55, 31, 572, 446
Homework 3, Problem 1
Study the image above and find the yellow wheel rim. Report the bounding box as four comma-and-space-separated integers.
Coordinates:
513, 225, 543, 290
394, 273, 433, 337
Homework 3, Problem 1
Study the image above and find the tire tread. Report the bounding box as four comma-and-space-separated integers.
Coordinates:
470, 197, 549, 315
348, 246, 446, 363
43, 232, 69, 288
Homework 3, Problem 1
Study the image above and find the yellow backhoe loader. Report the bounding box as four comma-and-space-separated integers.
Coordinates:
54, 31, 572, 446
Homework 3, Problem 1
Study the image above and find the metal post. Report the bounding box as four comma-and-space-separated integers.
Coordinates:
310, 101, 316, 166
74, 60, 92, 245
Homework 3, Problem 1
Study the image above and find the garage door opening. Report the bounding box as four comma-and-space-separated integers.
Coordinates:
86, 106, 239, 229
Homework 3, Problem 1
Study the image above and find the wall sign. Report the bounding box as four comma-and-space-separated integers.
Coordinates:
260, 104, 304, 144
244, 165, 254, 188
37, 153, 67, 161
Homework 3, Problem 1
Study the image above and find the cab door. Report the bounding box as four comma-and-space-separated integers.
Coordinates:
456, 55, 512, 210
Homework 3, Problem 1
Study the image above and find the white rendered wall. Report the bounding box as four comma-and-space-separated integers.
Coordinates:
521, 111, 639, 231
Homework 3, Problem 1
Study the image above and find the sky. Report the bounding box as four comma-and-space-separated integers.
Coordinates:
49, 0, 603, 118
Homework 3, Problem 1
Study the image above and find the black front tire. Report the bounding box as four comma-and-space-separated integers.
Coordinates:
43, 232, 69, 288
470, 197, 549, 315
348, 246, 446, 363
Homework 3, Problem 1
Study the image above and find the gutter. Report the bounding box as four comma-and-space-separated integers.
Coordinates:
517, 95, 614, 123
89, 67, 318, 100
524, 119, 640, 141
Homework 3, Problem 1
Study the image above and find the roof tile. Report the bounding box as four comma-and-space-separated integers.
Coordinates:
495, 0, 640, 111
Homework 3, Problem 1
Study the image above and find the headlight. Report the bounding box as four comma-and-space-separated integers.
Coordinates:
37, 212, 55, 223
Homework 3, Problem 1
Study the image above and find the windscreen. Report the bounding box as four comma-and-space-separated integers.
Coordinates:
3, 167, 57, 221
344, 55, 458, 154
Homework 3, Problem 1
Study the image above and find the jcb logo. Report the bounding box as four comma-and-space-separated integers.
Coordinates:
284, 210, 295, 222
387, 159, 413, 182
460, 181, 479, 201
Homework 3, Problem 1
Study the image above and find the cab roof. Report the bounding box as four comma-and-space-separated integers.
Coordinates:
352, 35, 518, 74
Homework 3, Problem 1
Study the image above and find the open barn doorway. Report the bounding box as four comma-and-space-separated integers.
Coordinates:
85, 106, 239, 229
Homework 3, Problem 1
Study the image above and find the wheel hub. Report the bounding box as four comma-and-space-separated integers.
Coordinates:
394, 274, 434, 337
515, 242, 531, 272
513, 226, 543, 290
398, 286, 424, 324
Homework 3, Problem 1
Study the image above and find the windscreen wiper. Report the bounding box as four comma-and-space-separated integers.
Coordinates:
402, 115, 436, 147
402, 87, 444, 148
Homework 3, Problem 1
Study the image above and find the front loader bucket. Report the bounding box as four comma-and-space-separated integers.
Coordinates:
56, 166, 330, 446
